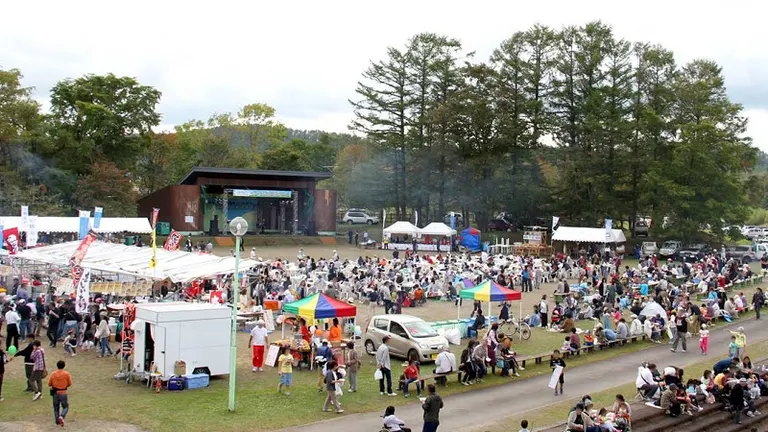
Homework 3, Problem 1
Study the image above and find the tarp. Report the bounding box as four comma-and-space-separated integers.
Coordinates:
459, 280, 522, 301
639, 301, 667, 318
420, 222, 457, 236
0, 217, 152, 234
282, 293, 357, 320
460, 227, 481, 251
13, 240, 262, 283
551, 226, 627, 243
383, 221, 421, 236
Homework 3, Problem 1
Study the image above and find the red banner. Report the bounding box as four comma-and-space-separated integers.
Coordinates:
3, 227, 20, 254
163, 230, 183, 251
69, 229, 97, 268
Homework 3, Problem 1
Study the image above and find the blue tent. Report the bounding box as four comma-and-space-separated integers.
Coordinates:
460, 227, 481, 252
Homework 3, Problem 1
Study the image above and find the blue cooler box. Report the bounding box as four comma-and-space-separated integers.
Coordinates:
167, 376, 185, 391
184, 373, 210, 390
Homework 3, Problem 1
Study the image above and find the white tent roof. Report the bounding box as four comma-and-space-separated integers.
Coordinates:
14, 241, 261, 283
0, 217, 152, 234
551, 226, 627, 243
383, 221, 421, 236
420, 222, 457, 236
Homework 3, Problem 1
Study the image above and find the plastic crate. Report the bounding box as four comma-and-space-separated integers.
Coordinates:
184, 373, 210, 390
167, 376, 185, 391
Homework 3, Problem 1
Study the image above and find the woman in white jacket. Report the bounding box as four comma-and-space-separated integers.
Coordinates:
95, 313, 113, 357
629, 315, 644, 337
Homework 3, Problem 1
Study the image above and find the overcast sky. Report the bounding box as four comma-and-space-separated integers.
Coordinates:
3, 0, 767, 151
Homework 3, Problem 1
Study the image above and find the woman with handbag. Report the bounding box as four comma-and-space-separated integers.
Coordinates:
30, 340, 46, 401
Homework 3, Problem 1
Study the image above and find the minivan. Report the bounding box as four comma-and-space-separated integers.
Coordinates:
364, 315, 449, 363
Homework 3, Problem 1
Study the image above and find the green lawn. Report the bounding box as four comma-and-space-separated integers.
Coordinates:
0, 319, 653, 432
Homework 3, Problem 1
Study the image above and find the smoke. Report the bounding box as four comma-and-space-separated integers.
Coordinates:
6, 141, 77, 199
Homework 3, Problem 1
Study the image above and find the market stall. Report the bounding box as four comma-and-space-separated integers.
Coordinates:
382, 221, 425, 251
551, 226, 627, 250
458, 280, 523, 321
282, 293, 357, 369
419, 222, 456, 252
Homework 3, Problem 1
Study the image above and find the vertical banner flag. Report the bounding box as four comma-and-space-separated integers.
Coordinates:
449, 212, 456, 230
163, 229, 183, 251
70, 229, 98, 300
552, 216, 560, 232
3, 227, 20, 254
94, 206, 103, 229
26, 215, 38, 247
20, 205, 29, 231
605, 219, 613, 242
0, 218, 4, 247
78, 210, 90, 240
382, 209, 386, 231
74, 267, 92, 314
69, 230, 98, 268
414, 210, 419, 227
149, 208, 159, 268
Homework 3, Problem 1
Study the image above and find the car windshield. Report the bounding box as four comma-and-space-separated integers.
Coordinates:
661, 242, 677, 249
685, 244, 704, 250
403, 321, 438, 338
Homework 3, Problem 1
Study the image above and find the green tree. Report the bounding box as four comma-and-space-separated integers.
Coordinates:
260, 139, 312, 171
48, 73, 162, 173
76, 160, 138, 216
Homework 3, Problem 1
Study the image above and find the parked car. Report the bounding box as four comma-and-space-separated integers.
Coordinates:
658, 240, 682, 259
640, 241, 658, 256
633, 220, 650, 237
676, 244, 712, 262
488, 219, 513, 232
443, 212, 464, 226
364, 315, 449, 363
744, 227, 768, 240
725, 245, 754, 263
343, 210, 379, 225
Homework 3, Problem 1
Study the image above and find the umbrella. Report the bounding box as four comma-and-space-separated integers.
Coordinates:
282, 293, 357, 320
458, 280, 522, 320
459, 280, 522, 301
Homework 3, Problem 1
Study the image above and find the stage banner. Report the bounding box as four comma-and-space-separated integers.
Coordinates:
149, 208, 159, 268
74, 267, 92, 313
94, 206, 103, 229
163, 229, 183, 251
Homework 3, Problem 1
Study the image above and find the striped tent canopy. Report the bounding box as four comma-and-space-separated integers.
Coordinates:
282, 293, 357, 320
459, 280, 522, 301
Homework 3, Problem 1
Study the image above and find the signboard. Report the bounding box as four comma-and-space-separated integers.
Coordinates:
232, 189, 292, 198
265, 344, 280, 367
523, 231, 543, 244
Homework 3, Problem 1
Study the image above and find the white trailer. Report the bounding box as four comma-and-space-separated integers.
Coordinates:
133, 302, 231, 380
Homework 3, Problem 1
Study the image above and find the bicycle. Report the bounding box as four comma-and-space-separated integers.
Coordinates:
500, 317, 532, 341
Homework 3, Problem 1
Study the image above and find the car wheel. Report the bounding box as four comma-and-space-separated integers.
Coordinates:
367, 220, 373, 225
346, 220, 353, 225
365, 340, 376, 355
407, 349, 419, 362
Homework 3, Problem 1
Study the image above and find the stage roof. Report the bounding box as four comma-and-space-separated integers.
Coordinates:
180, 167, 332, 185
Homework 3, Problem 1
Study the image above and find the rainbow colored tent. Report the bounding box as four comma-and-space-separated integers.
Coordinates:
459, 280, 522, 301
282, 293, 357, 320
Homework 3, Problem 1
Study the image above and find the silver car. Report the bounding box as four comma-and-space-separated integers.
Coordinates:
364, 314, 449, 363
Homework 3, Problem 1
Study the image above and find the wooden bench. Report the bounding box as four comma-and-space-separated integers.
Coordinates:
418, 371, 459, 387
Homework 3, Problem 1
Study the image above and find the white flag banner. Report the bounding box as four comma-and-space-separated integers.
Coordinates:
605, 219, 613, 241
414, 210, 419, 227
20, 205, 29, 231
382, 209, 387, 230
548, 365, 564, 389
75, 268, 92, 314
552, 216, 560, 231
26, 215, 38, 247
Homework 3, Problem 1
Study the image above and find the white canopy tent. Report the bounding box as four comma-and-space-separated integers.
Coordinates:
420, 222, 457, 237
13, 241, 261, 283
0, 217, 152, 234
383, 221, 421, 236
551, 226, 627, 243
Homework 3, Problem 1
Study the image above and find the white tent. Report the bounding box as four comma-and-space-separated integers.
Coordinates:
420, 222, 457, 236
383, 221, 421, 236
14, 241, 261, 283
0, 217, 152, 234
551, 226, 627, 243
639, 301, 666, 318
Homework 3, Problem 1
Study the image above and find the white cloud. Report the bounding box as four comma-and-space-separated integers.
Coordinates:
3, 0, 768, 151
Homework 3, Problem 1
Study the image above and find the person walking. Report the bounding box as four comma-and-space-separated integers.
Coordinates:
422, 384, 444, 432
248, 320, 269, 372
376, 336, 396, 396
16, 300, 32, 340
670, 311, 688, 353
30, 340, 46, 401
48, 359, 73, 427
95, 313, 113, 357
752, 288, 764, 320
345, 341, 360, 392
277, 346, 293, 396
539, 295, 549, 328
0, 346, 11, 402
46, 302, 61, 348
4, 305, 21, 350
322, 360, 344, 413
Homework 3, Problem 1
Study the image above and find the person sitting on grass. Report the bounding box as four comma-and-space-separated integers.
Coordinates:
566, 403, 599, 432
660, 384, 682, 417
